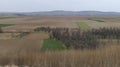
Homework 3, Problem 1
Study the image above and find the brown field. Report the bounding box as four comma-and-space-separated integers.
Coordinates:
82, 20, 120, 29
1, 16, 120, 32
0, 33, 16, 39
0, 45, 120, 67
0, 33, 48, 55
0, 16, 120, 67
0, 16, 79, 32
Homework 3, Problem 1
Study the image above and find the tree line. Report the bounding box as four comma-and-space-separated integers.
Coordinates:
34, 27, 120, 49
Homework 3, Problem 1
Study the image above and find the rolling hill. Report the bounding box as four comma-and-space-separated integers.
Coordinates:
0, 11, 120, 16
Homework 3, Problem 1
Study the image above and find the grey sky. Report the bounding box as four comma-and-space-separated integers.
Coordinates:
0, 0, 120, 12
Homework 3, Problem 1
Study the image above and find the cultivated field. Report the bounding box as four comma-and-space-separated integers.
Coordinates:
0, 16, 120, 31
0, 16, 78, 32
0, 16, 120, 67
0, 32, 48, 55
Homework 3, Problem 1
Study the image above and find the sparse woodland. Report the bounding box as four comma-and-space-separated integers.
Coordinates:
34, 27, 120, 49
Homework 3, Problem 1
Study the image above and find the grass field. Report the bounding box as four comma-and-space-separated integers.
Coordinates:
0, 24, 14, 27
0, 33, 17, 39
0, 17, 15, 19
41, 39, 65, 51
0, 45, 120, 67
77, 22, 90, 30
94, 19, 105, 22
0, 16, 120, 67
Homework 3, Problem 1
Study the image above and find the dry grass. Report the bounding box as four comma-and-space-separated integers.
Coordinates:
0, 16, 120, 67
1, 16, 120, 32
0, 33, 48, 55
0, 33, 21, 39
78, 20, 120, 29
0, 33, 14, 39
0, 45, 120, 67
0, 16, 78, 32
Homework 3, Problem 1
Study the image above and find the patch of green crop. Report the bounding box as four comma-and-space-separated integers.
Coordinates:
41, 39, 65, 51
77, 22, 90, 30
94, 19, 104, 22
0, 24, 14, 27
0, 17, 15, 19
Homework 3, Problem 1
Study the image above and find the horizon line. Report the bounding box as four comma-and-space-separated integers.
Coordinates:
0, 10, 120, 13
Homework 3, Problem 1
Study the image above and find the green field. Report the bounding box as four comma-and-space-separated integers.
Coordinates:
0, 24, 14, 27
77, 22, 90, 30
41, 39, 65, 51
94, 19, 104, 22
0, 17, 15, 19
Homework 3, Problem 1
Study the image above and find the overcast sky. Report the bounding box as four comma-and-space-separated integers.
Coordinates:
0, 0, 120, 12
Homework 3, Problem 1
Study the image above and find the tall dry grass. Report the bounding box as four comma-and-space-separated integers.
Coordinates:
0, 45, 120, 67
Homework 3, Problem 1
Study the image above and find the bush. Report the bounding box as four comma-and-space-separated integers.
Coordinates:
0, 27, 3, 33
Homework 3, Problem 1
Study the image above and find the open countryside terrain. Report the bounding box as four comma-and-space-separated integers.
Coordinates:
0, 16, 78, 32
0, 16, 120, 67
0, 32, 48, 55
0, 16, 120, 32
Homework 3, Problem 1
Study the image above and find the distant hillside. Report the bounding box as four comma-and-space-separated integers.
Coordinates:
0, 11, 120, 16
0, 13, 26, 17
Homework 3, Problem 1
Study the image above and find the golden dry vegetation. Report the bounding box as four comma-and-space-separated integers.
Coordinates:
0, 16, 120, 32
0, 16, 120, 67
0, 45, 120, 67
